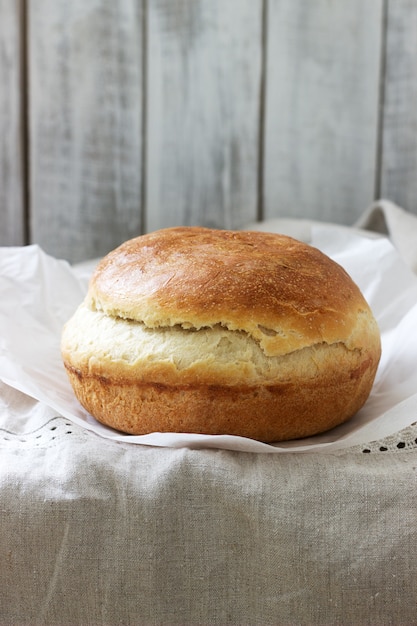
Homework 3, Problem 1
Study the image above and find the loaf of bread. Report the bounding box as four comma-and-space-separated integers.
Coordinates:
61, 226, 381, 442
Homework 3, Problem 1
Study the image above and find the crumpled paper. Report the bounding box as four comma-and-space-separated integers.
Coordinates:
1, 226, 417, 453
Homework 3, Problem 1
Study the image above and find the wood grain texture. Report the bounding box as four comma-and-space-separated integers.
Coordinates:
29, 0, 143, 263
379, 0, 417, 215
145, 0, 263, 233
5, 0, 417, 256
0, 0, 25, 245
263, 0, 383, 225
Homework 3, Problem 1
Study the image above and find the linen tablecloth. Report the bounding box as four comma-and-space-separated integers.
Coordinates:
1, 199, 417, 625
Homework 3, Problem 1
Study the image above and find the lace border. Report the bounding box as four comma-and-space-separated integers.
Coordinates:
1, 416, 417, 453
0, 416, 86, 449
357, 422, 417, 454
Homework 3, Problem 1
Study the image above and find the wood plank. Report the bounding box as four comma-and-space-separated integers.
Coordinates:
379, 0, 417, 215
146, 0, 263, 232
263, 0, 383, 225
0, 0, 25, 245
29, 0, 143, 263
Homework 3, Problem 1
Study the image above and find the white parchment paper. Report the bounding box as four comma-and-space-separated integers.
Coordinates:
1, 226, 417, 453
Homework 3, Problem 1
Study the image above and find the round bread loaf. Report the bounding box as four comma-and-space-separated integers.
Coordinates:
61, 226, 381, 442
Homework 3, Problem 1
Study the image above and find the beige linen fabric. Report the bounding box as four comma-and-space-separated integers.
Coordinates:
1, 202, 417, 625
1, 403, 417, 626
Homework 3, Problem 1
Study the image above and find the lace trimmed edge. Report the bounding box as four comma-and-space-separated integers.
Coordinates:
356, 422, 417, 454
1, 416, 417, 453
0, 416, 86, 449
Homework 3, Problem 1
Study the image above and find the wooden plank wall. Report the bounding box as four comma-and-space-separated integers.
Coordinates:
146, 0, 262, 233
263, 0, 383, 224
29, 0, 143, 261
0, 0, 416, 263
0, 0, 25, 246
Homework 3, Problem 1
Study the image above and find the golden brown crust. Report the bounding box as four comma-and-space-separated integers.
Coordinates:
64, 349, 377, 442
86, 227, 372, 356
62, 226, 382, 442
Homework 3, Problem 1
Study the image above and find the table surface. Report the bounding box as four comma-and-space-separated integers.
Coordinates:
2, 204, 417, 625
1, 382, 417, 625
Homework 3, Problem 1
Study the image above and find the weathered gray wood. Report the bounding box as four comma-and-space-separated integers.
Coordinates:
0, 0, 25, 245
6, 0, 417, 255
29, 0, 143, 263
263, 0, 384, 225
379, 0, 417, 215
145, 0, 263, 233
